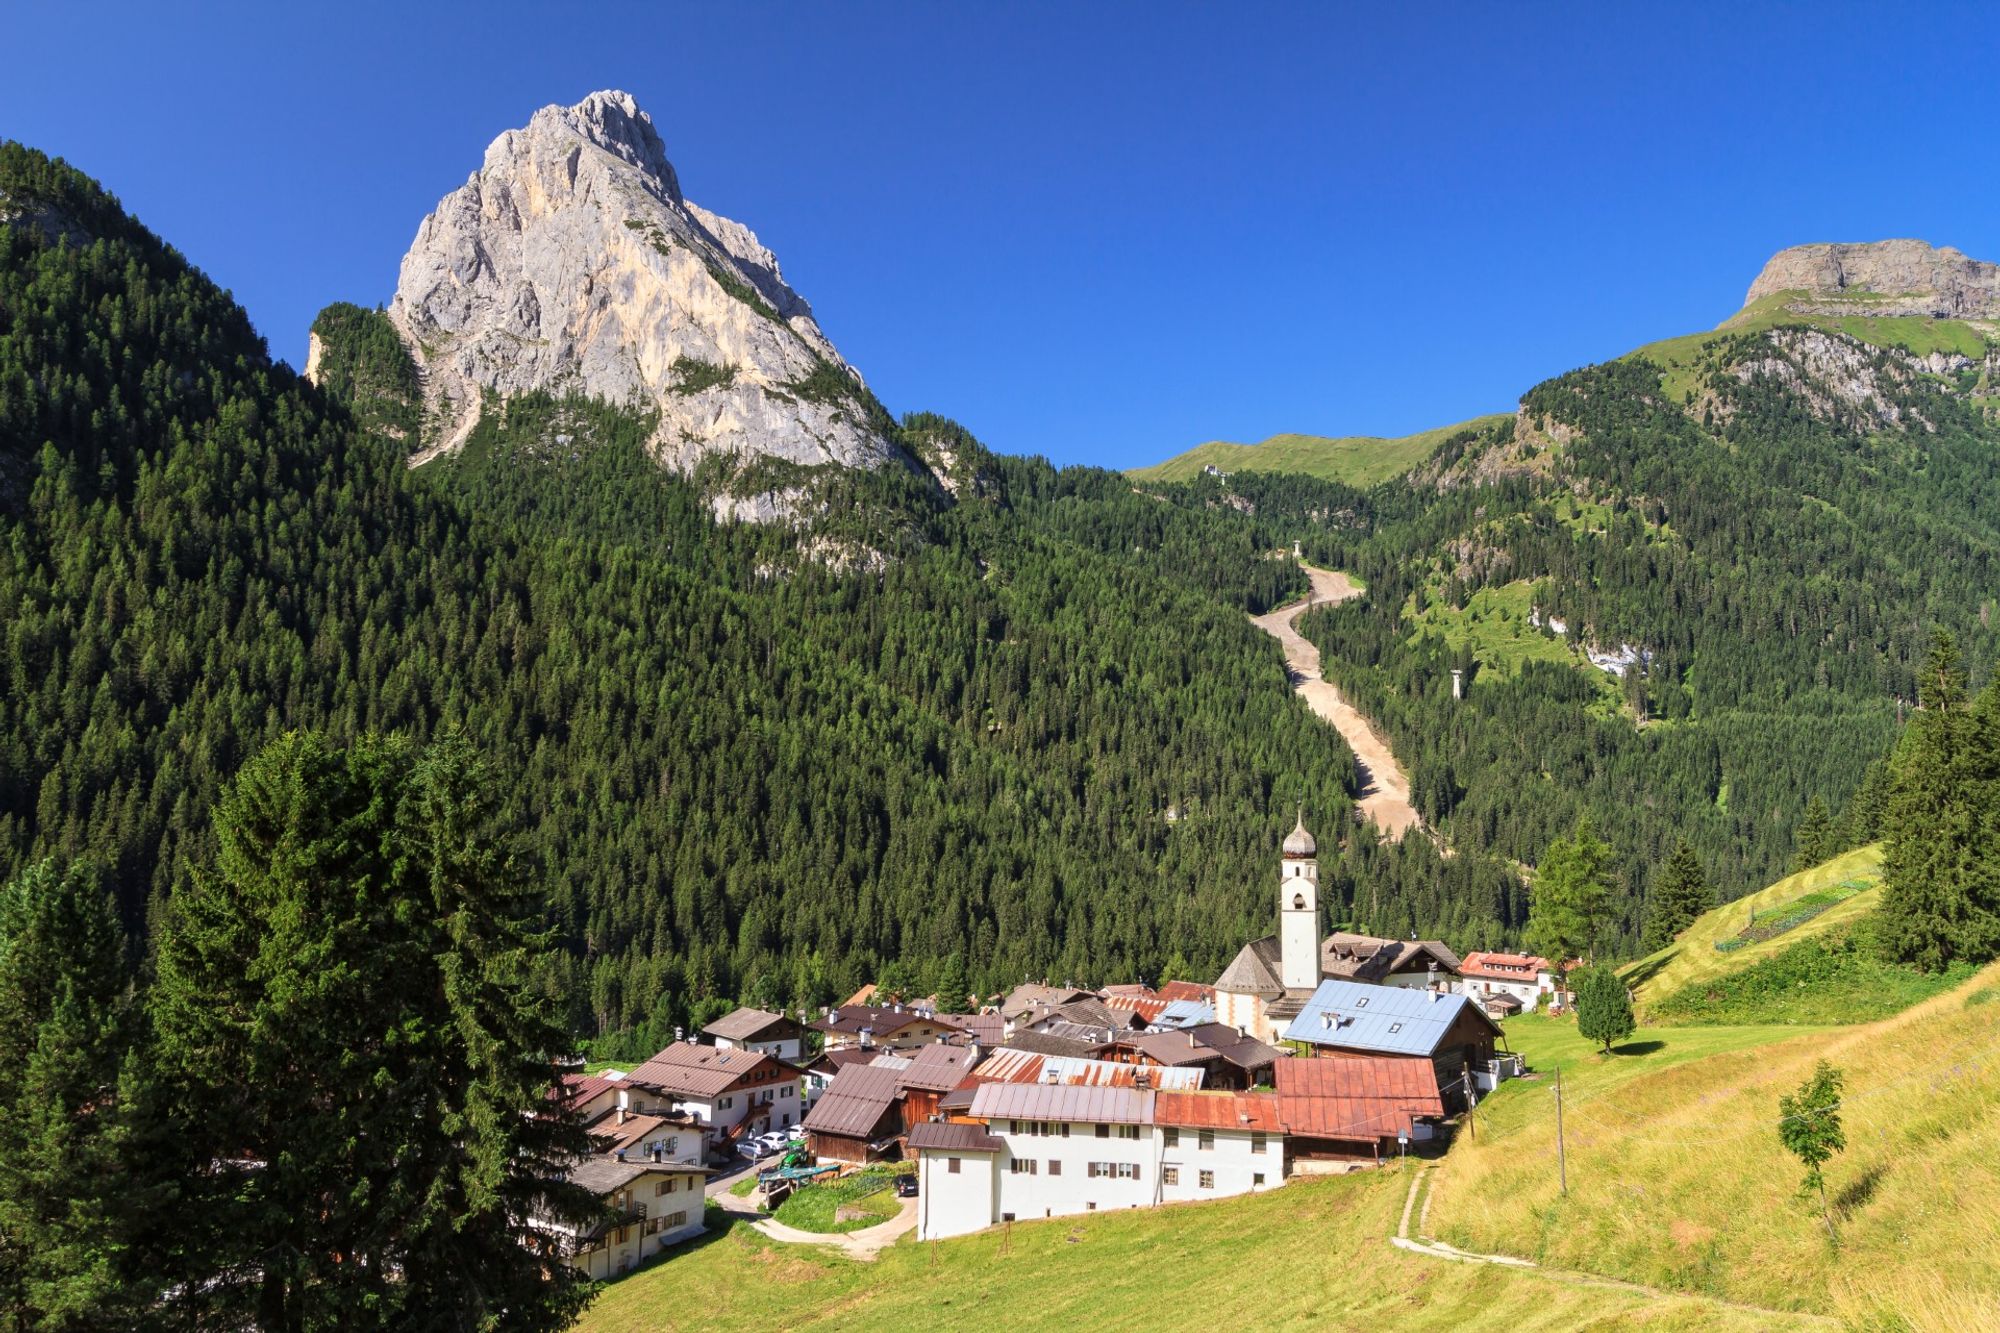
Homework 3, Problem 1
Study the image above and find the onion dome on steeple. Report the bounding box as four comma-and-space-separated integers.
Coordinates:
1282, 808, 1317, 858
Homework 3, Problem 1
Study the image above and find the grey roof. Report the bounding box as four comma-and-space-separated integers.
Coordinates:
907, 1121, 1003, 1153
1280, 979, 1498, 1056
1117, 1023, 1283, 1072
999, 1030, 1113, 1059
1031, 999, 1140, 1032
970, 1082, 1156, 1125
1214, 936, 1284, 996
951, 1012, 1005, 1047
802, 1062, 906, 1138
813, 1004, 951, 1039
1320, 933, 1464, 982
567, 1155, 707, 1196
702, 1007, 801, 1042
895, 1043, 980, 1093
1283, 813, 1318, 857
1000, 984, 1096, 1023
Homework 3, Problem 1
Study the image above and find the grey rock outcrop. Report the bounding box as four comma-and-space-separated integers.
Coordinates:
1742, 239, 2000, 319
387, 91, 912, 504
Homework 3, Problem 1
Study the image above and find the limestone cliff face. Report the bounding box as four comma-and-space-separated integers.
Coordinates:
387, 91, 912, 505
1742, 239, 2000, 319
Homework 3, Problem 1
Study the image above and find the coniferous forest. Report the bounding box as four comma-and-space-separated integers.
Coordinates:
8, 135, 2000, 1066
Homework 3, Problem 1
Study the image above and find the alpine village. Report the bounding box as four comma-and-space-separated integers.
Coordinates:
7, 21, 2000, 1333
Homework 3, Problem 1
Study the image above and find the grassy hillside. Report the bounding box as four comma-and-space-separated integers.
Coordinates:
580, 1167, 1802, 1331
1432, 966, 2000, 1329
1130, 414, 1510, 488
1622, 846, 1885, 1014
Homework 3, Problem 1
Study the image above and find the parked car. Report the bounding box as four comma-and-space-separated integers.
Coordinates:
754, 1131, 791, 1153
894, 1173, 918, 1198
736, 1138, 774, 1160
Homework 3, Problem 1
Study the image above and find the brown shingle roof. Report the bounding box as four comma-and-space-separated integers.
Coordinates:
702, 1007, 802, 1042
895, 1043, 981, 1093
802, 1062, 906, 1139
626, 1042, 785, 1099
812, 1005, 952, 1040
1320, 933, 1463, 982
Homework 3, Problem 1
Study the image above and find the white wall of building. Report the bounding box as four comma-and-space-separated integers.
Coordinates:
715, 1034, 805, 1062
1459, 974, 1552, 1012
552, 1168, 706, 1280
915, 1149, 1000, 1241
991, 1118, 1155, 1221
1155, 1124, 1280, 1202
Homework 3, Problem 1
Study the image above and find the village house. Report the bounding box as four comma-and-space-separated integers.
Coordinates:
800, 1060, 908, 1163
1321, 933, 1463, 990
976, 1083, 1160, 1223
812, 1003, 967, 1052
999, 984, 1097, 1034
1109, 1023, 1284, 1091
702, 1006, 811, 1061
1153, 1090, 1285, 1201
622, 1040, 806, 1152
538, 1152, 709, 1280
1273, 1054, 1448, 1166
1457, 951, 1561, 1013
551, 1071, 627, 1124
1279, 978, 1503, 1112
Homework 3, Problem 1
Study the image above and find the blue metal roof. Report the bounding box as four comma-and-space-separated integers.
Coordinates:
1280, 979, 1478, 1056
1153, 999, 1215, 1029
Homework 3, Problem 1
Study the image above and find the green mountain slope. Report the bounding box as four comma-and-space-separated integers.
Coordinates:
7, 143, 1531, 1053
1129, 415, 1510, 488
1434, 963, 2000, 1328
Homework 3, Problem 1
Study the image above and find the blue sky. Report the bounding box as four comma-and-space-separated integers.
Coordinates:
6, 2, 1995, 470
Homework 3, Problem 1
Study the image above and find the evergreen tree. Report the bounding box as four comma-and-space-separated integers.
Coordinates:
1642, 842, 1715, 951
1838, 758, 1892, 848
1875, 633, 2000, 971
1778, 1059, 1847, 1242
1524, 818, 1614, 965
0, 860, 150, 1329
933, 954, 970, 1013
1573, 964, 1635, 1055
1791, 795, 1837, 873
150, 733, 598, 1331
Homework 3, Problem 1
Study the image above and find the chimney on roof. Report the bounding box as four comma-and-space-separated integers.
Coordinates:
651, 1144, 664, 1163
618, 1107, 629, 1125
675, 1026, 684, 1043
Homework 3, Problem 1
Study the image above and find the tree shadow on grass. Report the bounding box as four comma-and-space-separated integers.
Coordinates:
1835, 1164, 1886, 1217
1620, 950, 1679, 990
1612, 1039, 1666, 1056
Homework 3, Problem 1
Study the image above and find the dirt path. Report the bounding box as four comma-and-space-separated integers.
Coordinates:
1251, 565, 1421, 841
1391, 1167, 1837, 1325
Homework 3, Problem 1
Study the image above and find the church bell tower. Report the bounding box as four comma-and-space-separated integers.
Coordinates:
1279, 809, 1321, 991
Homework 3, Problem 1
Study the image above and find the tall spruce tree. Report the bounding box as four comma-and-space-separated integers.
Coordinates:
1876, 633, 2000, 971
1643, 842, 1715, 951
1791, 795, 1837, 873
150, 733, 599, 1331
0, 860, 150, 1330
1525, 817, 1615, 966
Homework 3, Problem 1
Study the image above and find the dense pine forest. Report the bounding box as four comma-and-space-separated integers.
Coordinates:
3, 143, 1502, 1055
9, 137, 2000, 1049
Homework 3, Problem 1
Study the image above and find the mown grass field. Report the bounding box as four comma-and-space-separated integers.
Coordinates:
1621, 846, 1884, 1016
1432, 965, 2000, 1329
1405, 578, 1616, 693
578, 1161, 1803, 1332
1129, 414, 1510, 488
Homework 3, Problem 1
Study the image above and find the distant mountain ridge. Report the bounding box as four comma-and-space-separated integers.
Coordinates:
1128, 416, 1510, 488
1741, 238, 2000, 321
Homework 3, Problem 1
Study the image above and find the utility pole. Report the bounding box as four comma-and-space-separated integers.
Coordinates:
1553, 1064, 1568, 1195
1463, 1061, 1475, 1140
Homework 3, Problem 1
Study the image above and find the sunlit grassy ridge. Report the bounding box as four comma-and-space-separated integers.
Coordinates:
1129, 415, 1510, 487
579, 1167, 1803, 1331
1432, 967, 2000, 1329
1621, 846, 1884, 1015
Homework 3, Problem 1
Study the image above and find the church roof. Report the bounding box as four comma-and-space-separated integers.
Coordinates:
1282, 813, 1317, 858
1213, 935, 1285, 997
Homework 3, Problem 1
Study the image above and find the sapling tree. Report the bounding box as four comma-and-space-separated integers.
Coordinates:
1573, 964, 1635, 1054
1779, 1059, 1847, 1241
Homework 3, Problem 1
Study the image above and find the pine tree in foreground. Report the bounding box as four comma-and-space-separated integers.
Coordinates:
1572, 964, 1636, 1055
0, 860, 153, 1330
151, 732, 600, 1332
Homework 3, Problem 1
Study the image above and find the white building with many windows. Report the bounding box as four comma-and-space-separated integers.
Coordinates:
910, 1083, 1288, 1239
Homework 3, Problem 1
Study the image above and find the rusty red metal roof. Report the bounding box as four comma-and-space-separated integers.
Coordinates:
1273, 1054, 1446, 1114
1158, 981, 1216, 1003
1152, 1091, 1283, 1132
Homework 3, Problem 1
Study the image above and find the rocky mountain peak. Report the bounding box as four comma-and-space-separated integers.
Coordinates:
1741, 239, 2000, 320
384, 91, 918, 517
